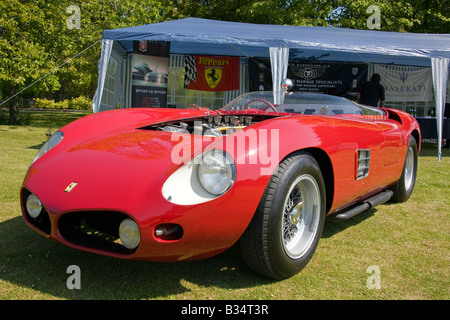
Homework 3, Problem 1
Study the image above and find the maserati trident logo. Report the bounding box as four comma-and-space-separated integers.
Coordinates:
64, 182, 78, 193
399, 72, 408, 83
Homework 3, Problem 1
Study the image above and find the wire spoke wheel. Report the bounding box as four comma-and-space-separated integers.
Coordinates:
240, 151, 326, 280
391, 136, 418, 203
282, 174, 321, 259
404, 145, 415, 191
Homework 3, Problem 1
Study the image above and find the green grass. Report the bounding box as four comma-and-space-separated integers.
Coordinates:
0, 109, 91, 129
0, 112, 449, 300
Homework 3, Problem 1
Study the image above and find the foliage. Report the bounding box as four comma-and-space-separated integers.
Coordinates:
0, 1, 448, 124
33, 96, 92, 111
33, 98, 69, 110
329, 0, 449, 32
174, 0, 335, 26
0, 0, 177, 124
68, 96, 93, 110
174, 0, 450, 32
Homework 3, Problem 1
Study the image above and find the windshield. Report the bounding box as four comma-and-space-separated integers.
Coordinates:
222, 92, 385, 116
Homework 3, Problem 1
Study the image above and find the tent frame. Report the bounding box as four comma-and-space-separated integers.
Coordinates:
93, 18, 450, 160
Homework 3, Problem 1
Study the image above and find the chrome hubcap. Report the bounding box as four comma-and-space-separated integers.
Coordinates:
404, 146, 414, 190
282, 174, 321, 259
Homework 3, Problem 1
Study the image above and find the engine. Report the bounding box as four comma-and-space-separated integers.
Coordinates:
147, 115, 256, 137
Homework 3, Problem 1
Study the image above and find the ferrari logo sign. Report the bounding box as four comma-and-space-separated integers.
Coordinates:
64, 182, 78, 193
185, 55, 239, 92
205, 67, 223, 89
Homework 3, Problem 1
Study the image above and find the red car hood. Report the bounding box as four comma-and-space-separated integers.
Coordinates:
24, 108, 215, 214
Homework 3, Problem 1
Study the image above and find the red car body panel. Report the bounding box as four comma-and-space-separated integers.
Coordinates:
21, 105, 421, 262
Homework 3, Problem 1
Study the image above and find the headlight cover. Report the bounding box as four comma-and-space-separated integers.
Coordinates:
162, 149, 236, 205
26, 193, 43, 218
198, 149, 236, 196
31, 131, 64, 165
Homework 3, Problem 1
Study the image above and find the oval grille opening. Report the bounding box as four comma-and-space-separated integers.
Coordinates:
58, 211, 137, 254
21, 188, 51, 235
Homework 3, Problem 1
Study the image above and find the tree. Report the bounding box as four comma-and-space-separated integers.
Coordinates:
175, 0, 449, 32
0, 0, 61, 124
329, 0, 419, 32
0, 0, 177, 125
407, 0, 450, 33
1, 0, 447, 125
174, 0, 334, 26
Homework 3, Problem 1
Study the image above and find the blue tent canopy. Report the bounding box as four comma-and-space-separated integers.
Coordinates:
95, 18, 450, 159
102, 17, 450, 65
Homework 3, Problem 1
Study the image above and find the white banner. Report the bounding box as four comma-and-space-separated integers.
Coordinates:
374, 64, 433, 102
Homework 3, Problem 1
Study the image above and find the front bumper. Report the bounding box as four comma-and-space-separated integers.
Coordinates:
20, 179, 263, 262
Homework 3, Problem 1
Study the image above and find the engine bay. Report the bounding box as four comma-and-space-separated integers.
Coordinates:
143, 114, 279, 136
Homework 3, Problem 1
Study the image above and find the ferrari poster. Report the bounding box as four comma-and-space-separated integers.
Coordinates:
185, 55, 240, 92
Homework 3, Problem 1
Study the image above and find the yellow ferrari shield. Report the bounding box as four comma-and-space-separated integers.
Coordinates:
205, 67, 222, 89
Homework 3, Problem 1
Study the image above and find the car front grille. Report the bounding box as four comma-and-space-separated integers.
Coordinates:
58, 211, 137, 255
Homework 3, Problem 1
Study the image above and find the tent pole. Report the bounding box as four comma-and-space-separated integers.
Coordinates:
269, 46, 289, 104
92, 39, 113, 113
431, 57, 449, 161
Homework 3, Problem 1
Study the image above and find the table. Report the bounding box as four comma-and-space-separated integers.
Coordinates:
415, 117, 450, 139
416, 117, 450, 147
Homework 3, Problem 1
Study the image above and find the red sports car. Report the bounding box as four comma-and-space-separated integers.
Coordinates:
21, 90, 420, 280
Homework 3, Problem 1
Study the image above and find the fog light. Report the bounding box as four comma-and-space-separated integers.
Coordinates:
26, 194, 43, 219
119, 219, 140, 250
154, 224, 183, 241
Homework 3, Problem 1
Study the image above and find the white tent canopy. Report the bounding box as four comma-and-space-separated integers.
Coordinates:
94, 18, 450, 159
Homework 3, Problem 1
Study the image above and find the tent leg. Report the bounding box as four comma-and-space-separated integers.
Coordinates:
431, 57, 449, 161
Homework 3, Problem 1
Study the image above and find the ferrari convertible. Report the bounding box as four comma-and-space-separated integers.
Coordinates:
21, 89, 420, 280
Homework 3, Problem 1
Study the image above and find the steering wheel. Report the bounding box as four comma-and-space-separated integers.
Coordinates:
244, 99, 277, 112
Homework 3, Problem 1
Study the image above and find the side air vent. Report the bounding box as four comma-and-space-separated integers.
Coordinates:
356, 149, 371, 180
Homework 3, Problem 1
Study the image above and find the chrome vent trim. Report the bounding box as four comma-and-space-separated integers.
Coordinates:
356, 149, 371, 180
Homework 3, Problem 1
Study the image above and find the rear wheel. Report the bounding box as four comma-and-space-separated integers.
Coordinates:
240, 151, 326, 280
390, 135, 418, 203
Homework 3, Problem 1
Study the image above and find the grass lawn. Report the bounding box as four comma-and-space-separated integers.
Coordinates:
0, 110, 448, 300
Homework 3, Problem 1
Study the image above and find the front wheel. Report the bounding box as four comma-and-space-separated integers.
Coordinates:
240, 151, 326, 280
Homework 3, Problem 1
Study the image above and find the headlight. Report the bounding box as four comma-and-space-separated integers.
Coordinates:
119, 219, 140, 250
31, 131, 64, 165
26, 193, 43, 218
162, 149, 236, 205
198, 150, 236, 196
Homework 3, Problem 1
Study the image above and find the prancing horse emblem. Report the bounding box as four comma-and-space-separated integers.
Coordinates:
64, 182, 78, 193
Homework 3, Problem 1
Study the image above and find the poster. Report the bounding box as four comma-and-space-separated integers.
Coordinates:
249, 58, 368, 99
373, 64, 433, 102
131, 40, 170, 108
248, 58, 273, 91
185, 55, 240, 91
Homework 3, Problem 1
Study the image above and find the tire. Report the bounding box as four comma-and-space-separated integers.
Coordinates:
240, 151, 326, 280
390, 135, 418, 203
